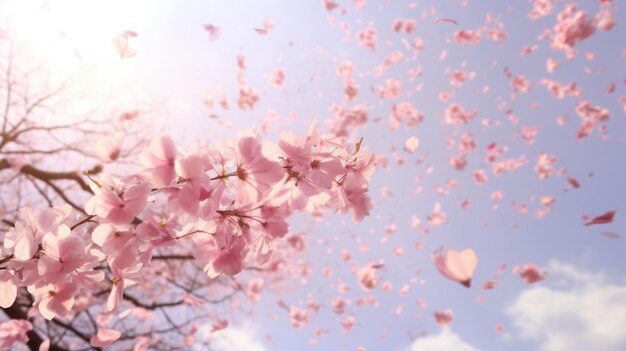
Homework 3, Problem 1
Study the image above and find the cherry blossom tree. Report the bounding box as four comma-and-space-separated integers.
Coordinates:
0, 48, 374, 350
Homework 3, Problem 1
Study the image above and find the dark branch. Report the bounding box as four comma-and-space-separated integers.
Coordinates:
18, 164, 102, 193
122, 293, 184, 310
2, 304, 64, 351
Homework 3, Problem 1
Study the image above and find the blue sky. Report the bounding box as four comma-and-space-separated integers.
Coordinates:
2, 0, 625, 350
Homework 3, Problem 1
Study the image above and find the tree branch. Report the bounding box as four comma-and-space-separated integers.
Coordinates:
18, 164, 101, 194
122, 293, 184, 310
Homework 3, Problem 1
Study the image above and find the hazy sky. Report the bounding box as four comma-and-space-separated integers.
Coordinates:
2, 1, 625, 350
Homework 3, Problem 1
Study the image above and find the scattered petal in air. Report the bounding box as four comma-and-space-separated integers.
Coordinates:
600, 232, 620, 239
322, 0, 338, 11
254, 17, 275, 35
357, 262, 384, 291
584, 210, 616, 226
90, 328, 121, 348
202, 23, 222, 41
210, 319, 228, 333
567, 177, 581, 189
1, 1, 623, 348
95, 133, 124, 162
434, 17, 459, 25
111, 31, 138, 59
403, 136, 420, 153
433, 248, 478, 288
519, 264, 545, 284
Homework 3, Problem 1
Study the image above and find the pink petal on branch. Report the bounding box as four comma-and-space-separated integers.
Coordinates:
0, 319, 32, 349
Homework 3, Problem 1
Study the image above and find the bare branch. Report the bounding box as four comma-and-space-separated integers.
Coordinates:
122, 293, 184, 310
17, 164, 101, 194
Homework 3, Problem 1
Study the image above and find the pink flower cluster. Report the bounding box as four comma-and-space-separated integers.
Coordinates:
0, 128, 374, 326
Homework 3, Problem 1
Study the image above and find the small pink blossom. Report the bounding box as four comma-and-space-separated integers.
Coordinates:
4, 206, 70, 261
0, 319, 32, 349
30, 281, 78, 320
204, 240, 247, 278
139, 135, 177, 188
454, 30, 481, 45
357, 28, 377, 50
289, 306, 309, 328
233, 135, 284, 203
85, 174, 150, 225
95, 132, 124, 162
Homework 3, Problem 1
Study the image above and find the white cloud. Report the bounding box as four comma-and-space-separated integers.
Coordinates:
403, 329, 480, 351
194, 323, 267, 351
508, 260, 626, 351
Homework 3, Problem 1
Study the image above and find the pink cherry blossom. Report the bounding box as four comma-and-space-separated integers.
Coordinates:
528, 0, 553, 20
232, 134, 284, 203
356, 262, 384, 291
551, 5, 595, 58
357, 28, 377, 50
289, 306, 309, 328
204, 239, 247, 278
0, 271, 17, 308
30, 281, 78, 320
443, 103, 477, 126
237, 85, 260, 110
0, 319, 32, 349
38, 225, 104, 287
334, 174, 372, 223
85, 174, 150, 225
107, 261, 142, 311
3, 206, 70, 261
139, 135, 177, 188
95, 132, 124, 162
327, 104, 368, 137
